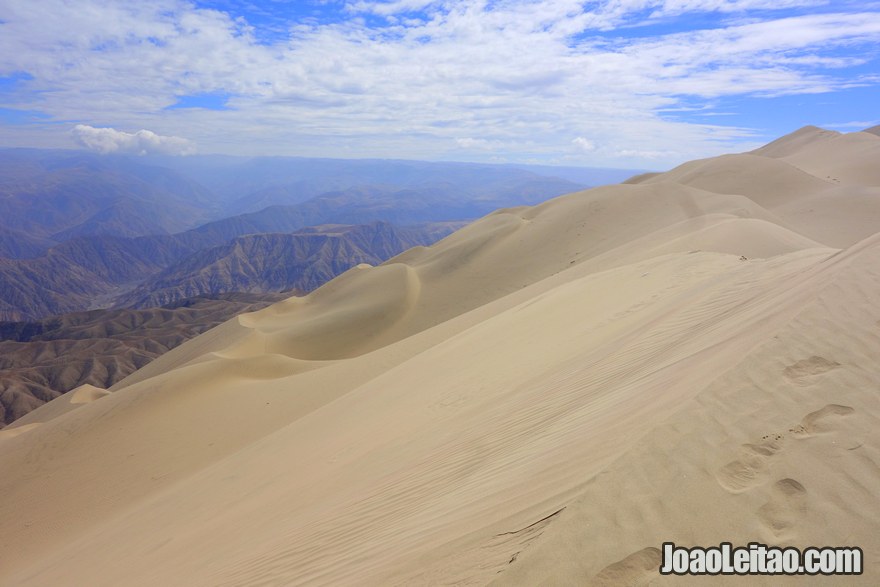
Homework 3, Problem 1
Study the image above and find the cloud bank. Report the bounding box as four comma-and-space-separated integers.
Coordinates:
1, 0, 879, 166
71, 125, 195, 156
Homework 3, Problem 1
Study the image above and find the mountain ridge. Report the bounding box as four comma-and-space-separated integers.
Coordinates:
0, 221, 458, 320
0, 292, 290, 427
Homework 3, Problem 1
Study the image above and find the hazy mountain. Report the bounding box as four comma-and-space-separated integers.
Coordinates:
0, 149, 639, 254
148, 154, 597, 215
116, 222, 461, 309
0, 149, 215, 245
189, 180, 580, 243
0, 148, 638, 321
0, 226, 57, 259
0, 221, 459, 320
0, 292, 289, 427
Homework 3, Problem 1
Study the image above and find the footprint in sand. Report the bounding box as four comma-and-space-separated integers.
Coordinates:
716, 435, 785, 493
718, 404, 855, 494
758, 478, 808, 540
590, 547, 661, 587
783, 356, 840, 381
789, 404, 854, 438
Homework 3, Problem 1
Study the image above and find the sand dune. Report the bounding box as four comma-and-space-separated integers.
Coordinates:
760, 128, 880, 187
641, 152, 833, 209
0, 293, 290, 426
1, 126, 878, 586
750, 125, 841, 159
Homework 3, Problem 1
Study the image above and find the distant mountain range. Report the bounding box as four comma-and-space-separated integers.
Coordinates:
0, 148, 641, 321
0, 220, 451, 424
115, 222, 463, 309
0, 221, 461, 320
146, 154, 639, 215
0, 149, 642, 424
0, 149, 641, 257
0, 150, 215, 244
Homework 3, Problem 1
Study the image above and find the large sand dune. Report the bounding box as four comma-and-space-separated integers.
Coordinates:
1, 126, 878, 585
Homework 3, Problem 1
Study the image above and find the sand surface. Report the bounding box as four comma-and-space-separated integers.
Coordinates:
1, 126, 878, 586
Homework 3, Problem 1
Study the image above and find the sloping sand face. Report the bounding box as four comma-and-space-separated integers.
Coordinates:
494, 233, 880, 587
1, 126, 879, 586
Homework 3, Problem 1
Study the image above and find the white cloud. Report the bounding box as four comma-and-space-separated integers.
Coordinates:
823, 120, 880, 129
0, 0, 878, 167
348, 0, 440, 16
455, 137, 497, 150
613, 148, 671, 159
71, 125, 195, 155
572, 137, 597, 152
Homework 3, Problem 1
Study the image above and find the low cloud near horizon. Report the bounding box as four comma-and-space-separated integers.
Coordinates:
71, 125, 195, 156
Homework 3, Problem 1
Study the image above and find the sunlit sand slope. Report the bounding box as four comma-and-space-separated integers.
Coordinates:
0, 126, 878, 586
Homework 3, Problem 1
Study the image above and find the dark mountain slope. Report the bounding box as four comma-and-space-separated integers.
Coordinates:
0, 292, 289, 427
0, 226, 57, 259
117, 222, 459, 309
0, 149, 594, 321
0, 236, 179, 320
0, 221, 459, 320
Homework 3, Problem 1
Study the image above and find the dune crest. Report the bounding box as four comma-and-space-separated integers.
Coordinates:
1, 126, 879, 586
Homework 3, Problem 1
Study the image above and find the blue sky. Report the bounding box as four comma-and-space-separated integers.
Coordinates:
1, 0, 879, 168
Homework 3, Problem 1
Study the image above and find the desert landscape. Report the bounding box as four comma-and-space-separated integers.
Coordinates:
1, 125, 878, 585
0, 153, 601, 425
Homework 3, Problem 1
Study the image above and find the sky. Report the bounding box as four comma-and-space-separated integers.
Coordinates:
0, 0, 879, 169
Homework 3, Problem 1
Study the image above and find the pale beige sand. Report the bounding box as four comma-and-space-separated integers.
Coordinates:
1, 126, 878, 586
0, 384, 111, 442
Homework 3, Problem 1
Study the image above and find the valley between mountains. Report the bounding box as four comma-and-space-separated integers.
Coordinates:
1, 152, 617, 426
